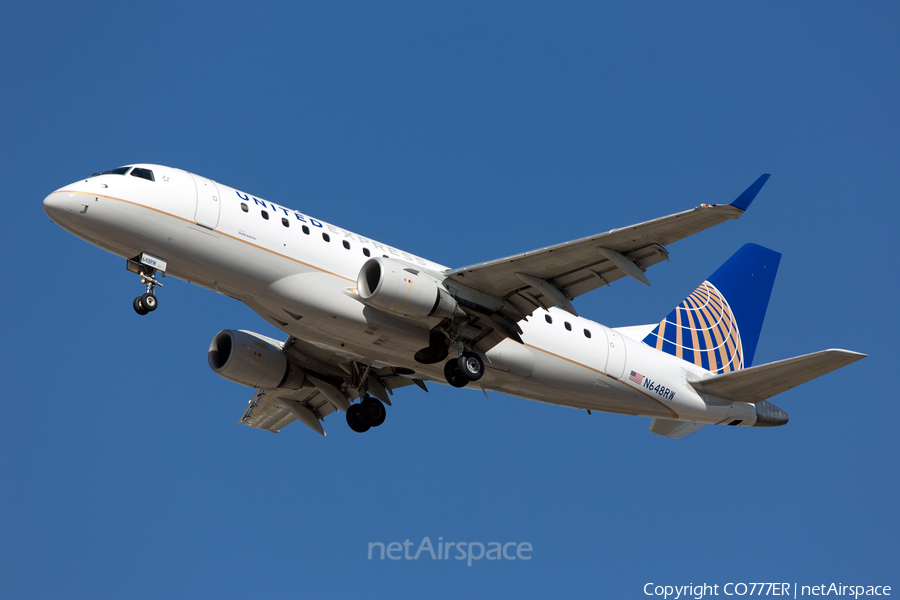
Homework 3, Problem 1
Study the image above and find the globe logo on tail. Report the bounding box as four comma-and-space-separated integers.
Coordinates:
643, 281, 743, 374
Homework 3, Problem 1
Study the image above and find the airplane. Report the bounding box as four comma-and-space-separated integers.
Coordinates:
42, 165, 865, 439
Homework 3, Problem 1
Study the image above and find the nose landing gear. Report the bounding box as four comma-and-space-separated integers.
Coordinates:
127, 253, 166, 316
133, 293, 158, 315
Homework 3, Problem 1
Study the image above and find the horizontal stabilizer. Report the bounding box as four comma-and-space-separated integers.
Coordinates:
687, 349, 866, 404
649, 418, 709, 439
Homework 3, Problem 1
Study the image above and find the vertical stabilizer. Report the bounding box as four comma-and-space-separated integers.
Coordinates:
643, 244, 781, 373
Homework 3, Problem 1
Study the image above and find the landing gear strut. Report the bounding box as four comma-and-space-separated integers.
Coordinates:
127, 253, 166, 316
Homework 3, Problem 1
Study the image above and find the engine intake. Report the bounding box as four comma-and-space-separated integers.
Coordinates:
208, 330, 305, 390
357, 257, 458, 320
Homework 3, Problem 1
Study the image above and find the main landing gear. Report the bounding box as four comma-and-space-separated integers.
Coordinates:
413, 319, 488, 388
343, 362, 391, 433
443, 350, 485, 388
127, 253, 166, 316
346, 395, 387, 433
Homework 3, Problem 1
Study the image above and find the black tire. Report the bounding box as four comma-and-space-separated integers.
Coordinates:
444, 359, 469, 388
133, 296, 149, 315
346, 404, 371, 433
458, 351, 485, 382
359, 396, 386, 427
140, 293, 158, 312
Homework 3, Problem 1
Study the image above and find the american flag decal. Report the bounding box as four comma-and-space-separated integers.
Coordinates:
629, 371, 643, 384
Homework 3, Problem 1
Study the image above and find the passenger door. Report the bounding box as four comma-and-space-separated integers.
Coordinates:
191, 173, 220, 229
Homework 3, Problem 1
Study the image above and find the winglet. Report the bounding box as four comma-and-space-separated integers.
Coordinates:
730, 174, 770, 212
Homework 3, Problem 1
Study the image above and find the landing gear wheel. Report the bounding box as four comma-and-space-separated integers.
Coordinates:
359, 396, 386, 427
346, 404, 371, 433
140, 293, 158, 312
133, 297, 149, 316
444, 359, 469, 388
458, 351, 484, 382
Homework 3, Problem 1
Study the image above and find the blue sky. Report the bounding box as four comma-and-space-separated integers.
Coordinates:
2, 2, 897, 598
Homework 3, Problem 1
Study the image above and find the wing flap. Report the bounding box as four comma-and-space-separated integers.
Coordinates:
687, 349, 866, 404
240, 387, 336, 434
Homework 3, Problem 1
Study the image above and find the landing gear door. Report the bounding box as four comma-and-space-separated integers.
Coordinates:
191, 173, 220, 230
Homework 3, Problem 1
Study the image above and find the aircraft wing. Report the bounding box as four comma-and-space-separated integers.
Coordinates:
444, 175, 770, 324
238, 334, 427, 436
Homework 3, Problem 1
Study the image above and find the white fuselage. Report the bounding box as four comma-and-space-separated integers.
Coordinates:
43, 164, 760, 427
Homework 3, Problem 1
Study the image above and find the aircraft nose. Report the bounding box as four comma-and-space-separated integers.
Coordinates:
43, 191, 74, 222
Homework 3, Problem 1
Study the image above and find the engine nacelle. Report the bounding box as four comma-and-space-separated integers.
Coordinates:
208, 330, 305, 390
357, 257, 458, 320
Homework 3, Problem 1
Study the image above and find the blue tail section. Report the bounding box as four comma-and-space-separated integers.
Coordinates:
642, 244, 781, 373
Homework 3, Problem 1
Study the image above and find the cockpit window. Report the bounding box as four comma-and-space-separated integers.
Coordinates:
130, 168, 155, 182
90, 166, 131, 177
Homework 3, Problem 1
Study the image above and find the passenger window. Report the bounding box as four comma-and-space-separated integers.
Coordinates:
302, 225, 310, 235
241, 203, 249, 212
282, 218, 290, 227
323, 233, 330, 242
584, 329, 592, 338
342, 240, 350, 249
130, 168, 154, 182
565, 322, 572, 331
363, 248, 371, 257
545, 314, 552, 324
261, 210, 269, 220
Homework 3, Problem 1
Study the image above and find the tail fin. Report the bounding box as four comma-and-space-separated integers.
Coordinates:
642, 244, 781, 373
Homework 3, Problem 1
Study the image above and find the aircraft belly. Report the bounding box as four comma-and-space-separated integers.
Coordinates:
256, 272, 432, 357
142, 217, 274, 297
485, 341, 535, 377
483, 341, 673, 418
487, 376, 673, 418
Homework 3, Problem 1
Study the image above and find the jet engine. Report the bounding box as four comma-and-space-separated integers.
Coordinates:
357, 257, 458, 320
208, 330, 306, 390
